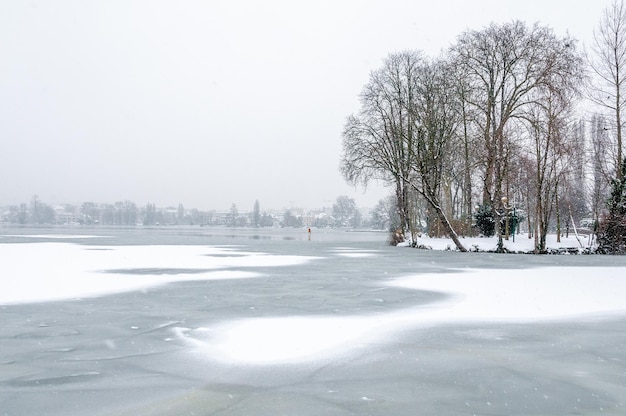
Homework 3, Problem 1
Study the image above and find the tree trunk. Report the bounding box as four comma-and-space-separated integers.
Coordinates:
429, 200, 468, 252
395, 177, 414, 241
555, 189, 561, 243
417, 182, 468, 252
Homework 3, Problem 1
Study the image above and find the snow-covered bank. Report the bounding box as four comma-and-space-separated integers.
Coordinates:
405, 233, 594, 253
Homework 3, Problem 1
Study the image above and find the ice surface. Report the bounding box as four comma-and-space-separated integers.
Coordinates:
186, 266, 626, 365
2, 238, 625, 364
2, 228, 626, 416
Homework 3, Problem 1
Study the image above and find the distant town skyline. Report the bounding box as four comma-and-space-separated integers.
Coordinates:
0, 191, 380, 213
0, 193, 381, 230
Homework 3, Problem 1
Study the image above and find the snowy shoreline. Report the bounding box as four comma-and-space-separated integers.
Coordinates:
403, 233, 595, 254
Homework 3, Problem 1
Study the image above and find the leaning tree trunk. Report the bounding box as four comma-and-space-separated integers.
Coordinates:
417, 182, 468, 252
430, 200, 468, 252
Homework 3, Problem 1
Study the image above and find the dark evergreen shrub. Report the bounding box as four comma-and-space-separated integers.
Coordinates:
597, 159, 626, 254
474, 203, 525, 238
474, 204, 495, 237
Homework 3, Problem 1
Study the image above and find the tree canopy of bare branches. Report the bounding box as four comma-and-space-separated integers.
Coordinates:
450, 21, 583, 251
341, 51, 424, 241
589, 0, 626, 180
340, 19, 615, 254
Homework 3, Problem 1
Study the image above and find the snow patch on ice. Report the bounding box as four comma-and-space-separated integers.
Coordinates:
3, 239, 625, 367
335, 252, 376, 258
331, 247, 380, 258
0, 243, 315, 304
2, 234, 108, 239
388, 267, 626, 321
193, 266, 626, 365
192, 314, 391, 365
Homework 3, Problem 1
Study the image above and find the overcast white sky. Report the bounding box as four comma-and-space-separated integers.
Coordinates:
0, 0, 607, 211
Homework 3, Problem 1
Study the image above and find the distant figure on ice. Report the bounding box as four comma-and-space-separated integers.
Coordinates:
308, 227, 311, 240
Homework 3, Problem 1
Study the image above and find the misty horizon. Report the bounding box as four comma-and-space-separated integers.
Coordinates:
0, 1, 603, 211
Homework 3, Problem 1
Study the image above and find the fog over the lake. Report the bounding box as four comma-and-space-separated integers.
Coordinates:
0, 0, 602, 210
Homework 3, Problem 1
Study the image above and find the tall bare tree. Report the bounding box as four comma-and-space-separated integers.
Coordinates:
589, 0, 626, 180
526, 41, 584, 252
341, 51, 424, 240
589, 115, 613, 226
525, 93, 572, 251
452, 67, 481, 230
406, 57, 467, 251
341, 52, 468, 249
452, 21, 583, 251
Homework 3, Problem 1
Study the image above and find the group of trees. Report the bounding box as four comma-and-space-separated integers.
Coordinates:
229, 201, 275, 227
84, 201, 203, 226
2, 195, 373, 229
2, 199, 208, 226
3, 196, 56, 225
229, 196, 364, 228
341, 2, 626, 254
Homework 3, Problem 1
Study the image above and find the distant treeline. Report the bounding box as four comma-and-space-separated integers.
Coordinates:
1, 195, 390, 229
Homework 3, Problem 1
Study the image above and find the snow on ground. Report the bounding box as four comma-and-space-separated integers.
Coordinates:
409, 232, 594, 252
0, 241, 316, 305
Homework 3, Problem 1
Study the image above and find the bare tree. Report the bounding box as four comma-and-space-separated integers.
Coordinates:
229, 203, 238, 227
524, 92, 573, 251
589, 0, 626, 179
452, 21, 583, 251
524, 41, 584, 251
370, 195, 398, 231
332, 195, 357, 227
558, 119, 589, 235
453, 71, 481, 231
341, 52, 468, 250
252, 200, 260, 228
341, 51, 424, 240
405, 57, 468, 251
589, 114, 613, 224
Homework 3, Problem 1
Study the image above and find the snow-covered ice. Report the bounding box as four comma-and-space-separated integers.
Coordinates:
0, 241, 316, 304
188, 266, 626, 365
2, 233, 625, 365
2, 228, 626, 416
389, 267, 626, 321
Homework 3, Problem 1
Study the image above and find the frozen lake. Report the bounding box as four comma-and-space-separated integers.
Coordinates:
1, 226, 626, 415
